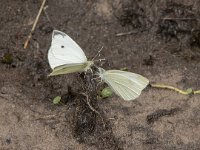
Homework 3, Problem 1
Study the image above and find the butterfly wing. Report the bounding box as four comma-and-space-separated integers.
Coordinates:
102, 70, 149, 101
49, 63, 88, 76
48, 30, 87, 69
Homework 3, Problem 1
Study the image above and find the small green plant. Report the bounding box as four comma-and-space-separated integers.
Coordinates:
53, 96, 61, 104
2, 53, 13, 64
101, 87, 113, 99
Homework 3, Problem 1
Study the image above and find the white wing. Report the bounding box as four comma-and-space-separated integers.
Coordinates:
48, 30, 87, 69
102, 70, 149, 101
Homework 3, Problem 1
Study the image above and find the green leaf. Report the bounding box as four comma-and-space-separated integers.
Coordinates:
186, 88, 193, 94
53, 96, 61, 104
101, 87, 113, 98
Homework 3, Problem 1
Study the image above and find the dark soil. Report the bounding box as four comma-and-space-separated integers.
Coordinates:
1, 0, 200, 150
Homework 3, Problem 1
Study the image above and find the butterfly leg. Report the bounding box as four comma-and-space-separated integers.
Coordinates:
90, 68, 93, 74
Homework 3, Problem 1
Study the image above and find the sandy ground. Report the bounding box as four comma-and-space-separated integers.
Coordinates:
1, 0, 200, 149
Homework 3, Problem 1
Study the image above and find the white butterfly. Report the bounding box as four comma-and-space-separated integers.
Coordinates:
98, 68, 149, 101
48, 30, 93, 76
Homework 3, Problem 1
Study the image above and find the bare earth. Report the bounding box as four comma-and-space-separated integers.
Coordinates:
1, 0, 200, 150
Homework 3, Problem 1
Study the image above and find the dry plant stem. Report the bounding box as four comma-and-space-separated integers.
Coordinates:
116, 30, 138, 36
43, 5, 54, 27
194, 90, 200, 94
116, 29, 147, 37
43, 5, 51, 23
151, 84, 200, 95
24, 0, 47, 49
162, 17, 198, 20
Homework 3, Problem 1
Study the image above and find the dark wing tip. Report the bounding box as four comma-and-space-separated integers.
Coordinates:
52, 30, 66, 39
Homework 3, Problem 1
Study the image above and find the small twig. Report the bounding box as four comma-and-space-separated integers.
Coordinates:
150, 83, 200, 95
116, 28, 147, 37
24, 0, 47, 49
34, 114, 56, 121
43, 5, 53, 26
194, 90, 200, 94
116, 30, 138, 37
162, 17, 199, 21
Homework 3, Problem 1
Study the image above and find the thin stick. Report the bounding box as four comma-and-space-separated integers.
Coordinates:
24, 0, 47, 49
43, 5, 51, 23
116, 30, 138, 37
116, 28, 148, 37
162, 17, 199, 21
194, 90, 200, 94
150, 84, 198, 95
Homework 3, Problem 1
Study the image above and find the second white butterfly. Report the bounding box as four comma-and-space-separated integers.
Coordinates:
98, 68, 149, 101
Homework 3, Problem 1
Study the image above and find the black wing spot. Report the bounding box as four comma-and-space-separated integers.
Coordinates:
61, 45, 64, 48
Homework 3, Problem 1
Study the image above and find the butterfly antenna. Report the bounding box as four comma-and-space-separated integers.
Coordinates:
96, 58, 106, 62
92, 46, 104, 61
